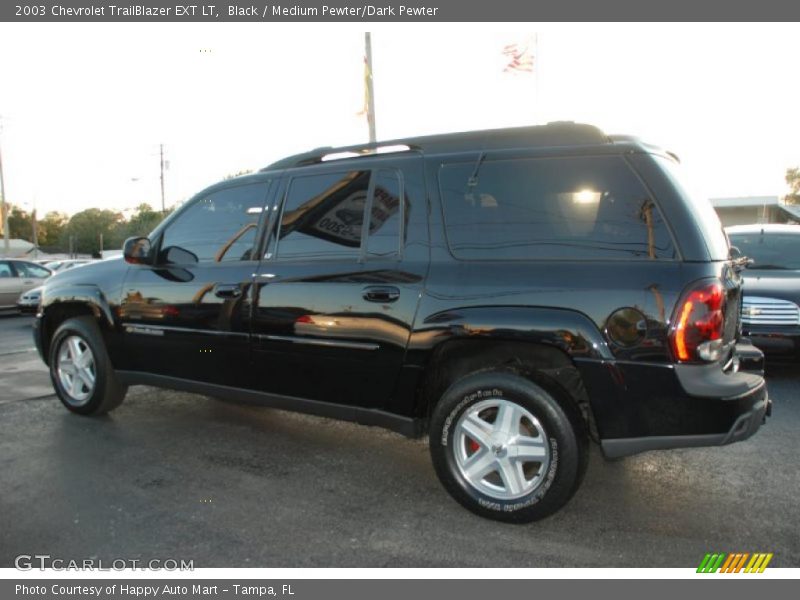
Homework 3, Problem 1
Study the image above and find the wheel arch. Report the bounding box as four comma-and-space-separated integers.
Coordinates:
415, 338, 597, 441
408, 305, 608, 440
38, 285, 114, 365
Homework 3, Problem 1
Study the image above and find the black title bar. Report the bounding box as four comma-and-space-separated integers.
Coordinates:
3, 0, 800, 21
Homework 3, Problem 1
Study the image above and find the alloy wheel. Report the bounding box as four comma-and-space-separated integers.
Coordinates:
56, 335, 96, 406
453, 398, 551, 500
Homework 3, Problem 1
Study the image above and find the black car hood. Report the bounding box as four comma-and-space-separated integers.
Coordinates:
741, 270, 800, 304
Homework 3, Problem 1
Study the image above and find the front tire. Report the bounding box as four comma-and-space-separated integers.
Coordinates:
429, 370, 588, 523
49, 316, 127, 415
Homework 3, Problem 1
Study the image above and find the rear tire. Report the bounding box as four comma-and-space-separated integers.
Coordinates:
429, 370, 588, 523
49, 316, 127, 415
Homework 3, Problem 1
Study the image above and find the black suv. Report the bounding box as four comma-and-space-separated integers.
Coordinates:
34, 123, 770, 522
727, 224, 800, 358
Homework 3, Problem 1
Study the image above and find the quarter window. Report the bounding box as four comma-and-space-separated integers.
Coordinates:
439, 156, 675, 260
159, 182, 269, 264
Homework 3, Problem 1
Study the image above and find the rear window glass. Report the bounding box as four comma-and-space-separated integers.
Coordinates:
439, 155, 676, 260
728, 231, 800, 270
653, 155, 730, 261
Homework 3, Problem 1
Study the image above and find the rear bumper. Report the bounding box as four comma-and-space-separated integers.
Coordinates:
577, 341, 770, 459
601, 386, 769, 458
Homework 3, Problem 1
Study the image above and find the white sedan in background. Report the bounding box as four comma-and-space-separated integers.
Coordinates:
0, 260, 52, 313
44, 259, 93, 273
16, 260, 95, 313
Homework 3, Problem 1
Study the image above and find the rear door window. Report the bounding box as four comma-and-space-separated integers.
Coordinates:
367, 169, 404, 258
274, 171, 371, 260
269, 170, 405, 261
439, 155, 676, 261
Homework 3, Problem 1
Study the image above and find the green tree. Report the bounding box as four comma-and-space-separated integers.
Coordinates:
7, 205, 33, 241
37, 211, 69, 250
113, 203, 172, 243
121, 203, 169, 238
62, 208, 124, 256
786, 168, 800, 205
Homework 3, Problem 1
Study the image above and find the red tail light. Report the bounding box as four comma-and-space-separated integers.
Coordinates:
669, 279, 726, 363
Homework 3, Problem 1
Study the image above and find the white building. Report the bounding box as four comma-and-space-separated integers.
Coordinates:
0, 237, 35, 258
709, 196, 800, 227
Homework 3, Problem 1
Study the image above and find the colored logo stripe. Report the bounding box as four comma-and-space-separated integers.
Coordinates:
697, 553, 727, 573
697, 552, 773, 573
745, 553, 773, 573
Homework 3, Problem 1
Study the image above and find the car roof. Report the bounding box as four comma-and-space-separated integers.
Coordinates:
726, 224, 800, 235
260, 122, 671, 172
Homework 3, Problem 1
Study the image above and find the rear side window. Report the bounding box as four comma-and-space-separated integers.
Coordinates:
439, 155, 676, 261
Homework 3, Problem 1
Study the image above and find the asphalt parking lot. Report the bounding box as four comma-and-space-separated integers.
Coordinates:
0, 313, 798, 568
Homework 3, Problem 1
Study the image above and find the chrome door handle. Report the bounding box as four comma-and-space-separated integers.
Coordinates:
213, 284, 243, 299
363, 286, 400, 303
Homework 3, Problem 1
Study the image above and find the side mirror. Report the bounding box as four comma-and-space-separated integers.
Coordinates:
123, 237, 152, 265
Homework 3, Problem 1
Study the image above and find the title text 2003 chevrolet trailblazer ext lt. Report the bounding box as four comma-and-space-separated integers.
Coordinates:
34, 123, 770, 522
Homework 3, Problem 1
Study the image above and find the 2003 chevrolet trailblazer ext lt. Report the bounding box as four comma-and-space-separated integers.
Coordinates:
33, 123, 771, 522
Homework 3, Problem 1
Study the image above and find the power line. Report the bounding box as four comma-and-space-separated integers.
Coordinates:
364, 33, 377, 143
160, 143, 166, 213
0, 116, 10, 255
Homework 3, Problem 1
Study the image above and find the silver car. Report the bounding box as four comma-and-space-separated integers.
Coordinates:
0, 260, 52, 312
43, 259, 93, 273
16, 285, 44, 313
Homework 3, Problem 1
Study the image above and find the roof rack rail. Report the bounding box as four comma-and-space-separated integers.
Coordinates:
261, 122, 608, 171
608, 133, 678, 161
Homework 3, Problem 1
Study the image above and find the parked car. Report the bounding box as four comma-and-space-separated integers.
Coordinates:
16, 285, 44, 314
44, 259, 93, 273
33, 123, 770, 522
0, 260, 52, 312
726, 224, 800, 357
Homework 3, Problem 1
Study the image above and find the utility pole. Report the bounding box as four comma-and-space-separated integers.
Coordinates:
0, 117, 10, 256
31, 207, 38, 258
159, 143, 166, 213
364, 33, 377, 143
